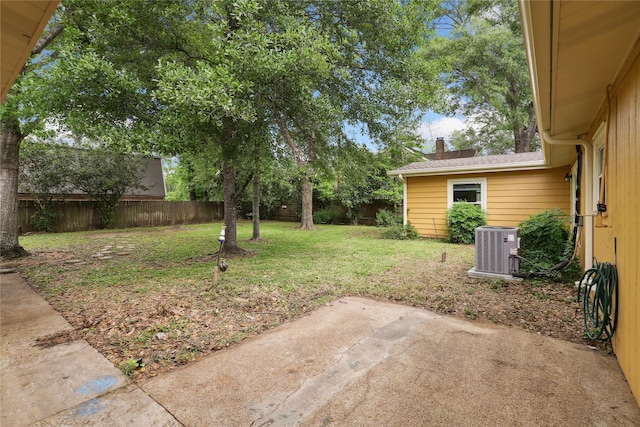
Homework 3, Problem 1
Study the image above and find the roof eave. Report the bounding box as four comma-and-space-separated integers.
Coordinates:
1, 1, 60, 102
388, 160, 549, 178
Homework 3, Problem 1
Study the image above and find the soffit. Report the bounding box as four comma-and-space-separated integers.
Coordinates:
550, 1, 640, 138
1, 0, 59, 102
523, 1, 640, 141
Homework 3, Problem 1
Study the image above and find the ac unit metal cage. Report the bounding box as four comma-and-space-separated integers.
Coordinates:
475, 226, 519, 275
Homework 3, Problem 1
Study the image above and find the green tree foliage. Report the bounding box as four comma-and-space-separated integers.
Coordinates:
3, 0, 440, 255
1, 0, 169, 256
19, 142, 148, 229
70, 148, 148, 229
333, 141, 403, 224
19, 142, 74, 231
429, 0, 537, 154
446, 202, 487, 244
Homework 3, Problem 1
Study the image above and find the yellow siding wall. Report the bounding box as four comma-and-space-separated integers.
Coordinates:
406, 167, 571, 238
592, 53, 639, 402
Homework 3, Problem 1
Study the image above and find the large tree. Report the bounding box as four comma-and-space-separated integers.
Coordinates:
2, 0, 440, 256
0, 19, 65, 257
154, 0, 439, 238
429, 0, 537, 153
0, 0, 170, 258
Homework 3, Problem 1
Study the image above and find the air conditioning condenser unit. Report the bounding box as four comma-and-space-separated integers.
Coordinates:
474, 226, 519, 276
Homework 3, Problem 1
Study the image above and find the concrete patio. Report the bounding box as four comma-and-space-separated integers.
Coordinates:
1, 271, 639, 426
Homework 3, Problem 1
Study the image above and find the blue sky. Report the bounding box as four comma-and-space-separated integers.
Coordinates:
346, 110, 467, 152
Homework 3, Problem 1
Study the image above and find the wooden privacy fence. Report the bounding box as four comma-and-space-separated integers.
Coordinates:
18, 200, 224, 233
272, 201, 395, 226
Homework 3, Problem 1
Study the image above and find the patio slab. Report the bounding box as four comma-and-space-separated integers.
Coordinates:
143, 297, 640, 426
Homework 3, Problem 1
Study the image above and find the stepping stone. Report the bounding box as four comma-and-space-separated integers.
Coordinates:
65, 259, 83, 264
101, 250, 113, 255
0, 268, 16, 274
98, 256, 112, 260
116, 252, 130, 256
116, 246, 125, 249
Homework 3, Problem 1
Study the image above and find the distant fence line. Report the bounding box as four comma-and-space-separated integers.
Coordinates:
18, 199, 396, 233
18, 200, 224, 233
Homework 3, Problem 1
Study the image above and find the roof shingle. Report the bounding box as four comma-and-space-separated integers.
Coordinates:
390, 151, 544, 175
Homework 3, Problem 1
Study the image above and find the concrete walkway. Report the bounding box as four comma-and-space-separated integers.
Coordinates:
1, 272, 639, 426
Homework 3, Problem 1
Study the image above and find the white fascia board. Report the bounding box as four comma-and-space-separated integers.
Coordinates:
388, 160, 549, 178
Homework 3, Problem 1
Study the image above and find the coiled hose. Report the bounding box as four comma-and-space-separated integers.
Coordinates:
577, 262, 618, 340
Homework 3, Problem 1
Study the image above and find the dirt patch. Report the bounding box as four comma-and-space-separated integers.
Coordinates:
363, 258, 601, 348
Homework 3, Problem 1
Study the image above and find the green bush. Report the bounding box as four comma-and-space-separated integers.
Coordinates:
518, 209, 570, 271
313, 206, 345, 224
518, 209, 570, 272
375, 209, 402, 227
379, 222, 418, 240
32, 203, 56, 232
446, 202, 487, 244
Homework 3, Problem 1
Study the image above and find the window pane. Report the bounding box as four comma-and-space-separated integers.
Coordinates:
453, 183, 481, 203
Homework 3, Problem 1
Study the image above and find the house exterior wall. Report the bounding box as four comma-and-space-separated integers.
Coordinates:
589, 52, 639, 401
406, 167, 571, 239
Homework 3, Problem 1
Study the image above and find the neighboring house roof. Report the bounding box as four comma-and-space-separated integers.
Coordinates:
19, 151, 166, 200
425, 149, 477, 161
388, 151, 546, 177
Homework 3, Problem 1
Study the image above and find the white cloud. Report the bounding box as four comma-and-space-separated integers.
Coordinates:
416, 116, 467, 143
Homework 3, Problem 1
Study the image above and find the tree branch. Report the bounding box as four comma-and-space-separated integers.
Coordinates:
31, 24, 64, 56
233, 172, 254, 200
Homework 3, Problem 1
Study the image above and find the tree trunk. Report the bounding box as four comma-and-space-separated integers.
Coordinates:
222, 158, 240, 253
0, 117, 28, 259
514, 114, 537, 153
220, 118, 242, 254
251, 173, 261, 240
275, 115, 315, 230
300, 175, 314, 230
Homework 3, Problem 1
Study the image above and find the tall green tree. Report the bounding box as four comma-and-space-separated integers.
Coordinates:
154, 0, 440, 240
429, 0, 537, 154
0, 19, 65, 257
2, 0, 440, 257
1, 0, 170, 257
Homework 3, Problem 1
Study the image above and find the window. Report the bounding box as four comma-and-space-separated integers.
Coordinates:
596, 145, 605, 205
448, 178, 487, 209
592, 122, 606, 212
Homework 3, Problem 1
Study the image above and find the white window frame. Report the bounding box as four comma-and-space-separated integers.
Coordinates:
592, 123, 606, 213
447, 178, 487, 210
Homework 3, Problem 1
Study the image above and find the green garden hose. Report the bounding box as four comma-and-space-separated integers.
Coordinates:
577, 262, 618, 340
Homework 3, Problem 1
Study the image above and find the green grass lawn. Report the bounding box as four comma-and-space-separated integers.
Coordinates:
19, 221, 473, 300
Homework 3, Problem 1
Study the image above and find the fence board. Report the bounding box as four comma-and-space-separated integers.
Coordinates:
18, 200, 224, 233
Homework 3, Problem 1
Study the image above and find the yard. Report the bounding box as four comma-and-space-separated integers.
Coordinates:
7, 221, 601, 381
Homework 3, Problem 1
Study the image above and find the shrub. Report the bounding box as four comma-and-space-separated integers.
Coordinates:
313, 206, 345, 224
380, 222, 418, 240
375, 209, 402, 227
518, 209, 571, 272
32, 203, 56, 232
446, 202, 487, 244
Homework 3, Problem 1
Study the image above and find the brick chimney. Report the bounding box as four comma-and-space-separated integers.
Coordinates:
435, 137, 445, 155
